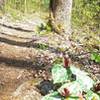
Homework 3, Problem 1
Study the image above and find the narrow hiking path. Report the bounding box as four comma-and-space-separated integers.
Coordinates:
0, 16, 61, 99
0, 16, 100, 100
0, 63, 35, 100
0, 16, 43, 100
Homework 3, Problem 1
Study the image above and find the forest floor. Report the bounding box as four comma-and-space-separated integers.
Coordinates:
0, 15, 100, 100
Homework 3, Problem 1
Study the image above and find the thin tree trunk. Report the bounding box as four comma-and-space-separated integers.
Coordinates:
50, 0, 73, 34
0, 0, 4, 11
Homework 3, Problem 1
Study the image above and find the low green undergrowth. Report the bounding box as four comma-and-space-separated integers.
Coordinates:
42, 64, 100, 100
91, 52, 100, 63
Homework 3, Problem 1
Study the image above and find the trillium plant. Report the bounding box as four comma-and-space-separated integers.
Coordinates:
42, 54, 100, 100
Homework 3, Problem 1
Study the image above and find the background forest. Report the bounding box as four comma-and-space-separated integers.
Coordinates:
0, 0, 100, 99
0, 0, 99, 52
0, 0, 99, 33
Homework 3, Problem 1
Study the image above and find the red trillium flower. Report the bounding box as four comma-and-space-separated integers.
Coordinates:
62, 52, 71, 68
94, 83, 100, 92
60, 88, 70, 97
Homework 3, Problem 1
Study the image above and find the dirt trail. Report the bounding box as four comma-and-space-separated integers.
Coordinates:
0, 18, 40, 99
0, 17, 57, 99
0, 16, 99, 100
0, 63, 35, 100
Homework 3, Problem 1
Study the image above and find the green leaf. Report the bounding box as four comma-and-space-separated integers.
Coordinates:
70, 66, 94, 92
58, 81, 82, 96
85, 90, 100, 100
42, 92, 61, 100
76, 75, 94, 92
91, 53, 100, 63
95, 55, 100, 63
91, 53, 97, 60
64, 96, 81, 100
46, 25, 52, 31
52, 64, 69, 84
70, 66, 88, 76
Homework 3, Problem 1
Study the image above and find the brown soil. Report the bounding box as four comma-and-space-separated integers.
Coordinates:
0, 23, 40, 99
0, 21, 57, 99
0, 64, 35, 100
0, 17, 99, 100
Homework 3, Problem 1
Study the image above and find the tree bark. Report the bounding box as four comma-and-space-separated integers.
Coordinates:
0, 0, 4, 10
49, 0, 73, 34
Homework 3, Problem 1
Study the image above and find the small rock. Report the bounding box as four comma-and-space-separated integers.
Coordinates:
37, 80, 54, 96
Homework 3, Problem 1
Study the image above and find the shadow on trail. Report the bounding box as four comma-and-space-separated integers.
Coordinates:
0, 23, 34, 32
0, 56, 34, 68
0, 37, 33, 47
0, 36, 61, 54
0, 35, 61, 68
0, 32, 32, 39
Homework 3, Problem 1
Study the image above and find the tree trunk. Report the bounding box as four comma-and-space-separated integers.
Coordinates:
0, 0, 4, 10
50, 0, 73, 34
